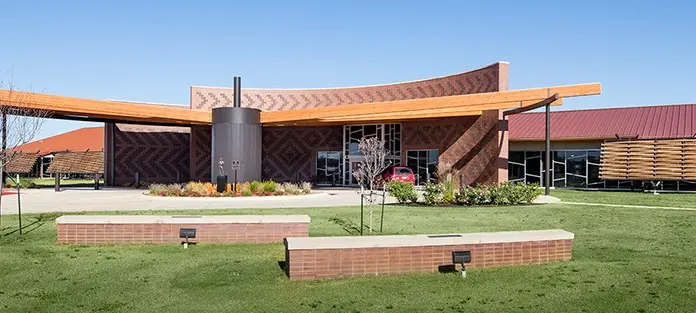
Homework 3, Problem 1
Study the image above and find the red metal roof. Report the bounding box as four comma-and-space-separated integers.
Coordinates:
14, 126, 104, 155
509, 104, 696, 141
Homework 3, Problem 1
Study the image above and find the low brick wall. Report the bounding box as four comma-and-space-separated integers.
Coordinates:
284, 230, 573, 280
57, 215, 310, 244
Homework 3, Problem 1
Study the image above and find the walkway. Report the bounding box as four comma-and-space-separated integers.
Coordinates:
0, 188, 394, 214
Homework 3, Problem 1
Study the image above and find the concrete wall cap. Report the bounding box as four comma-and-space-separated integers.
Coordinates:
285, 229, 573, 250
56, 215, 310, 225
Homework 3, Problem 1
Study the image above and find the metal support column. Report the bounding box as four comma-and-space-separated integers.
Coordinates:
545, 103, 551, 195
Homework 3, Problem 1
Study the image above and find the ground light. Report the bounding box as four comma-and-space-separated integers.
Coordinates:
452, 251, 472, 279
179, 228, 196, 249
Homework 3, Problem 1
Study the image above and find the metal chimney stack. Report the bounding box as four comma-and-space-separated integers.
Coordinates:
233, 76, 241, 107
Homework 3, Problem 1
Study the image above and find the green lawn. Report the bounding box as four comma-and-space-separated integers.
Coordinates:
552, 189, 696, 208
1, 203, 696, 312
7, 178, 104, 189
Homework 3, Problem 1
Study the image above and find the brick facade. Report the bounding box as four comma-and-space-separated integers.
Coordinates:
108, 62, 509, 185
285, 238, 572, 281
56, 216, 310, 244
109, 123, 190, 185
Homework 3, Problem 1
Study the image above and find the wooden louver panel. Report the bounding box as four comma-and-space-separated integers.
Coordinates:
600, 139, 696, 180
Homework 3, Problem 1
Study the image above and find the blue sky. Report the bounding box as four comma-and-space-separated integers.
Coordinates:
3, 0, 696, 139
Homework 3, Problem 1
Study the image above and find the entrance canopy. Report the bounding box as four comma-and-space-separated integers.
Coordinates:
0, 83, 601, 126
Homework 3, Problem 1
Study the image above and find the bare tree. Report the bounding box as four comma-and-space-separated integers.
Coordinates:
352, 137, 390, 233
0, 77, 52, 228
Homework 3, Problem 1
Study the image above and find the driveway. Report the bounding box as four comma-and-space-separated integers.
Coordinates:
0, 187, 396, 214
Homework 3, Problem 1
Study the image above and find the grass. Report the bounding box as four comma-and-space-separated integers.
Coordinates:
552, 189, 696, 208
1, 202, 696, 312
6, 178, 104, 189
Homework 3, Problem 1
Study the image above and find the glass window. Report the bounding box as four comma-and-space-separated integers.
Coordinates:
407, 149, 439, 185
395, 167, 412, 175
526, 154, 541, 176
587, 150, 601, 164
553, 162, 565, 180
588, 164, 601, 184
509, 163, 525, 181
316, 151, 342, 186
509, 151, 524, 164
553, 151, 565, 163
566, 174, 586, 187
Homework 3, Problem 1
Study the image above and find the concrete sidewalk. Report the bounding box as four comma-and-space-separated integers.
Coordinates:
0, 188, 393, 214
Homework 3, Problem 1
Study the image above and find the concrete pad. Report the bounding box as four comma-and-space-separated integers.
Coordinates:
533, 195, 562, 204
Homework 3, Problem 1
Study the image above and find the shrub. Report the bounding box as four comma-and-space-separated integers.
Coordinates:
262, 180, 277, 193
275, 183, 286, 195
387, 181, 418, 204
18, 178, 37, 189
149, 183, 182, 196
455, 182, 541, 206
441, 179, 457, 205
283, 182, 300, 195
240, 182, 251, 194
242, 190, 252, 197
300, 182, 312, 194
183, 182, 208, 197
249, 181, 262, 194
225, 183, 232, 193
423, 182, 444, 206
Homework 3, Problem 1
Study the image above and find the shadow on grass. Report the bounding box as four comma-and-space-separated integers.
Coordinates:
1, 213, 56, 237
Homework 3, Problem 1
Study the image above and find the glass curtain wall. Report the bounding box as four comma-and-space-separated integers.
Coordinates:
406, 149, 439, 185
508, 149, 696, 191
342, 124, 402, 185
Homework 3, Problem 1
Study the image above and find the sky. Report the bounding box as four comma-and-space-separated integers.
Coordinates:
2, 0, 696, 140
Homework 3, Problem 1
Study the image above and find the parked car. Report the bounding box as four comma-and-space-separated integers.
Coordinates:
375, 166, 415, 186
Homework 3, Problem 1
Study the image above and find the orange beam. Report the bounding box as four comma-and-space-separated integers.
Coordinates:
0, 89, 210, 125
260, 83, 599, 124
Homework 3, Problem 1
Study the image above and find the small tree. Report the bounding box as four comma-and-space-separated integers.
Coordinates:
0, 78, 52, 229
352, 137, 390, 233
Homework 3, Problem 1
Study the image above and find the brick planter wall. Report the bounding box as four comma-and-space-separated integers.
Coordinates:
284, 230, 573, 281
57, 215, 310, 244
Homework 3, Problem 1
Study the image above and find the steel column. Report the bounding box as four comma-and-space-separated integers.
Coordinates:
545, 103, 551, 195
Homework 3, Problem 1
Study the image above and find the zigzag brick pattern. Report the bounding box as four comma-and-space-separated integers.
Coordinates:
261, 126, 343, 182
113, 124, 190, 185
402, 112, 502, 185
191, 63, 505, 111
190, 126, 212, 181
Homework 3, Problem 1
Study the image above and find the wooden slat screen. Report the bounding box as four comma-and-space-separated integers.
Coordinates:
600, 139, 696, 180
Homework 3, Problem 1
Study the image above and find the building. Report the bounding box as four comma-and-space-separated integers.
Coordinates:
1, 62, 601, 187
11, 126, 104, 178
508, 104, 696, 191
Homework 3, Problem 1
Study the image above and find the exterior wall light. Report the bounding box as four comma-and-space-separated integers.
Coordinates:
452, 251, 472, 279
179, 228, 197, 249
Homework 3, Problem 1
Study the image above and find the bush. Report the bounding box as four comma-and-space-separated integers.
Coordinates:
441, 179, 457, 204
249, 181, 262, 194
283, 182, 300, 195
262, 180, 277, 193
455, 182, 541, 206
300, 182, 312, 194
387, 181, 418, 204
423, 182, 444, 206
149, 183, 182, 196
18, 178, 37, 189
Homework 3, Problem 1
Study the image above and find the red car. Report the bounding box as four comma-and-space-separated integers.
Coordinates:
377, 166, 415, 186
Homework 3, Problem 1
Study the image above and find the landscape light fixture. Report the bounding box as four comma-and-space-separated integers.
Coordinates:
179, 228, 197, 249
452, 251, 472, 279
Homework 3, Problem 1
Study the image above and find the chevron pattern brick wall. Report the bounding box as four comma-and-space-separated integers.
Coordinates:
113, 124, 190, 185
190, 126, 212, 181
191, 63, 507, 111
402, 113, 504, 186
262, 126, 343, 182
